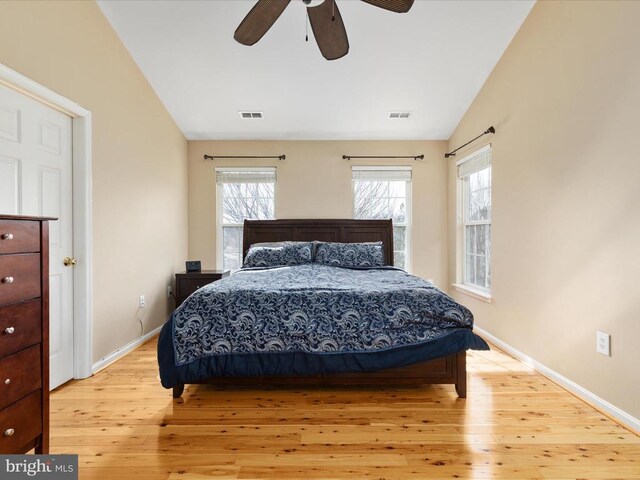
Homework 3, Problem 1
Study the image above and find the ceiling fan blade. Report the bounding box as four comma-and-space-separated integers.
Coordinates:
234, 0, 291, 46
361, 0, 414, 13
307, 0, 349, 60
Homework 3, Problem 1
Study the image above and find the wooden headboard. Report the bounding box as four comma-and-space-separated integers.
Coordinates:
242, 219, 394, 266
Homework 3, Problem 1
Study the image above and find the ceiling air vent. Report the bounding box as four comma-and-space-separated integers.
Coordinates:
239, 111, 263, 119
388, 111, 411, 119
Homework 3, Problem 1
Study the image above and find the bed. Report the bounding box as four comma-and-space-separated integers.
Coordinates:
158, 219, 488, 398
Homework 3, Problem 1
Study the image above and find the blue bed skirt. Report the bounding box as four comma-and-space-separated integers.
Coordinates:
157, 316, 489, 389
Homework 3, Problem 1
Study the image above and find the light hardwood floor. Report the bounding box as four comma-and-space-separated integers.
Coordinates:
50, 338, 639, 479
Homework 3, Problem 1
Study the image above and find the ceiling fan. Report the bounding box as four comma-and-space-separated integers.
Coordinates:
234, 0, 415, 61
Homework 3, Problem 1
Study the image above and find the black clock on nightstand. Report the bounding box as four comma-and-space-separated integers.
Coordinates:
174, 270, 230, 307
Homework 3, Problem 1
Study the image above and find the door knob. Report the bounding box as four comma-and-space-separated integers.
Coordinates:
63, 257, 77, 267
4, 428, 14, 437
1, 233, 13, 240
1, 277, 13, 284
4, 327, 14, 334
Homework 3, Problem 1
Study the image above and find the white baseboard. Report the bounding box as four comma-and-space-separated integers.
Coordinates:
474, 325, 640, 433
92, 325, 162, 374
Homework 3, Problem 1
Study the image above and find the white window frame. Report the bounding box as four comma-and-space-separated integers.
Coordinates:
454, 145, 492, 301
351, 166, 412, 271
215, 167, 276, 271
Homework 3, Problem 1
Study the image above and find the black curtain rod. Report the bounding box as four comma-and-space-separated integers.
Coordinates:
204, 154, 286, 161
342, 154, 424, 161
444, 126, 495, 158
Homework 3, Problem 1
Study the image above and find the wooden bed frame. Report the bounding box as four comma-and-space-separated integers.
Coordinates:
172, 219, 467, 398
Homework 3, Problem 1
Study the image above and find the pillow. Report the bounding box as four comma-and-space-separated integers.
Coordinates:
314, 241, 385, 268
243, 241, 313, 268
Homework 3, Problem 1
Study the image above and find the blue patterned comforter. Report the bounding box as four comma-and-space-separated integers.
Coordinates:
158, 265, 488, 387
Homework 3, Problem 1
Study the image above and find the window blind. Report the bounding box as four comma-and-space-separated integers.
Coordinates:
352, 167, 412, 182
215, 168, 276, 184
457, 146, 491, 178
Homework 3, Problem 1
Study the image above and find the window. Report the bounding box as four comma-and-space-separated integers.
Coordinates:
216, 168, 276, 271
352, 166, 411, 270
458, 146, 491, 292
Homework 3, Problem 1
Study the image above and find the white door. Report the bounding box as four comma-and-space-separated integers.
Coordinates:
0, 83, 74, 389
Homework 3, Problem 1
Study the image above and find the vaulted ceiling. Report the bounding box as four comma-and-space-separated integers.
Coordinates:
98, 0, 534, 140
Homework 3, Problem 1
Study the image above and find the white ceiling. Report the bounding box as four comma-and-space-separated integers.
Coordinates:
98, 0, 534, 140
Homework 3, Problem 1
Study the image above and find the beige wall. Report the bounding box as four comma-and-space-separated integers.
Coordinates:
188, 140, 449, 286
447, 0, 640, 418
0, 1, 188, 362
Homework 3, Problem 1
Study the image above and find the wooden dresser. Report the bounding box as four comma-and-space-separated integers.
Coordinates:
0, 215, 51, 454
175, 270, 230, 307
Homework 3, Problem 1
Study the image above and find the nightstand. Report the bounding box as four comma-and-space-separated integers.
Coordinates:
174, 270, 230, 307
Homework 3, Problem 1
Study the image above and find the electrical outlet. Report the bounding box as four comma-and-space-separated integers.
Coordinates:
596, 331, 610, 356
138, 295, 146, 309
167, 285, 173, 298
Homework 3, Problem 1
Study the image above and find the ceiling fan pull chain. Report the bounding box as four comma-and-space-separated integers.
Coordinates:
332, 0, 336, 21
305, 10, 309, 41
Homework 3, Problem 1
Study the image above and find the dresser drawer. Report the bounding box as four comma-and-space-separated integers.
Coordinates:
0, 300, 41, 358
0, 390, 42, 454
0, 254, 41, 305
0, 220, 40, 255
0, 345, 41, 410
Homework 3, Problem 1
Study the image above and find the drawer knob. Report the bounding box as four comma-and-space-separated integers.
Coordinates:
4, 327, 14, 334
1, 233, 13, 240
4, 428, 14, 437
3, 378, 9, 385
1, 276, 14, 284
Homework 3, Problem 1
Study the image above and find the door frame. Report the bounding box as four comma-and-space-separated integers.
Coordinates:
0, 63, 93, 380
